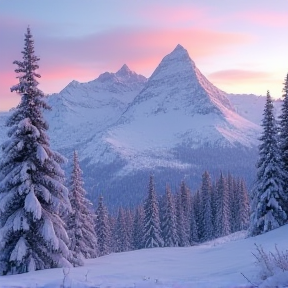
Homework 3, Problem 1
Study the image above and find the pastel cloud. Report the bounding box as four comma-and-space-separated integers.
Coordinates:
207, 69, 281, 96
208, 70, 273, 84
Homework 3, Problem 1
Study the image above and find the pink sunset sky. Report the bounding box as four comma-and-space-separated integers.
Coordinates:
0, 0, 287, 111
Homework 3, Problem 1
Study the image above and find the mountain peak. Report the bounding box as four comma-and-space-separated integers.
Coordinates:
116, 64, 132, 76
169, 44, 190, 58
174, 44, 185, 51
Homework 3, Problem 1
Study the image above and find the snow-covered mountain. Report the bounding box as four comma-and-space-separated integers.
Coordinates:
102, 45, 260, 171
45, 64, 147, 150
66, 45, 263, 207
0, 45, 277, 208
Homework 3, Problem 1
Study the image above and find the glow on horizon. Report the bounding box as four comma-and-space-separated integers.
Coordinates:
0, 0, 287, 111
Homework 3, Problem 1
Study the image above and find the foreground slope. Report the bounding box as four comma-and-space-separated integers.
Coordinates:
2, 225, 287, 288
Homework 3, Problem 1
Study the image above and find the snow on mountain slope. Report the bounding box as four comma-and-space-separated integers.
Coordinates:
2, 225, 287, 288
227, 93, 282, 125
100, 45, 260, 173
45, 65, 147, 150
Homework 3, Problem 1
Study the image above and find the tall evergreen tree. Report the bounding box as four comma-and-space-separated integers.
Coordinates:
227, 173, 235, 233
143, 175, 163, 248
210, 183, 217, 238
125, 209, 133, 251
95, 196, 111, 256
115, 207, 131, 252
162, 185, 178, 247
236, 179, 250, 231
214, 173, 230, 237
180, 181, 191, 243
66, 151, 98, 262
229, 177, 238, 233
108, 214, 117, 253
175, 191, 190, 246
190, 196, 199, 244
0, 27, 72, 275
200, 171, 213, 241
193, 190, 202, 241
249, 91, 287, 236
278, 73, 288, 214
132, 205, 144, 250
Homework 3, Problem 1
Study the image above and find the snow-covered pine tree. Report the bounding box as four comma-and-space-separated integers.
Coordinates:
236, 179, 250, 231
200, 171, 213, 241
180, 181, 191, 244
115, 207, 130, 252
0, 27, 72, 275
95, 196, 111, 256
278, 73, 288, 214
214, 173, 231, 238
229, 177, 238, 233
190, 195, 199, 244
66, 151, 98, 262
249, 91, 287, 236
210, 183, 217, 239
132, 205, 144, 250
162, 185, 178, 247
125, 209, 133, 251
143, 175, 163, 248
175, 191, 190, 247
159, 193, 166, 244
193, 189, 202, 241
227, 173, 235, 233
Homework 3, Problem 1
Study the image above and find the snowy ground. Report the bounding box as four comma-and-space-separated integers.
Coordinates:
1, 225, 287, 288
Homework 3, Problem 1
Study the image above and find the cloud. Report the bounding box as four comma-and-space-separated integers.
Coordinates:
208, 69, 273, 84
207, 69, 282, 97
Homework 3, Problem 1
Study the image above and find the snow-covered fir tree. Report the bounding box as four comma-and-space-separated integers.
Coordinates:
229, 177, 238, 233
193, 190, 202, 241
95, 196, 111, 256
189, 195, 199, 244
278, 73, 288, 214
132, 205, 144, 250
200, 171, 213, 241
180, 181, 191, 244
66, 151, 98, 263
214, 173, 231, 238
115, 207, 131, 252
143, 175, 163, 248
175, 191, 190, 246
0, 27, 72, 275
162, 185, 178, 247
227, 173, 236, 233
236, 179, 250, 231
125, 209, 133, 251
108, 214, 117, 253
249, 91, 287, 236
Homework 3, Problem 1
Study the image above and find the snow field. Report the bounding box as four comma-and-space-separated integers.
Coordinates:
1, 225, 287, 288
